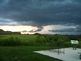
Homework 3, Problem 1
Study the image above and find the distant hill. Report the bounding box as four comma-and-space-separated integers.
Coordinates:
0, 29, 20, 35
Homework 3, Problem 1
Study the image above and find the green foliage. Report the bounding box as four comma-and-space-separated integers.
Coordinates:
0, 35, 81, 48
0, 34, 81, 61
0, 36, 21, 46
0, 46, 62, 61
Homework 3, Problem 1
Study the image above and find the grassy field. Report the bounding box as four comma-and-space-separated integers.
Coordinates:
0, 46, 61, 61
0, 34, 71, 47
0, 34, 81, 61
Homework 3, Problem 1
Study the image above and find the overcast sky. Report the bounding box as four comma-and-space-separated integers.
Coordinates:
0, 0, 81, 35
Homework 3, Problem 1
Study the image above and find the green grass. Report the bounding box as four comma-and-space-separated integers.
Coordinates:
0, 46, 62, 61
0, 35, 71, 47
0, 34, 81, 61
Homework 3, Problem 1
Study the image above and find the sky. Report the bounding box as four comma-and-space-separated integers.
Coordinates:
0, 0, 81, 35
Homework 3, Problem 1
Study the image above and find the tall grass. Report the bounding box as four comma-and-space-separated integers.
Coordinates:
0, 36, 21, 46
0, 35, 81, 48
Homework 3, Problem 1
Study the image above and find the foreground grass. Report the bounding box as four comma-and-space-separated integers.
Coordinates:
0, 46, 62, 61
0, 34, 80, 61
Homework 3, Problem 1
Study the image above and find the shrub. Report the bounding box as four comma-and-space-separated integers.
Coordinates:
0, 37, 21, 46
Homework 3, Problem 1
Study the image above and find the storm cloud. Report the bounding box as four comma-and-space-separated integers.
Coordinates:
0, 0, 81, 34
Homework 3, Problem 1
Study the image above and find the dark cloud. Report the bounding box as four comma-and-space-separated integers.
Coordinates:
48, 25, 81, 35
0, 0, 81, 34
28, 26, 43, 32
49, 28, 75, 32
0, 0, 81, 25
49, 27, 81, 35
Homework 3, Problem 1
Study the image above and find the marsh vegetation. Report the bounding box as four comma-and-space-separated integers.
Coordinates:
0, 34, 81, 61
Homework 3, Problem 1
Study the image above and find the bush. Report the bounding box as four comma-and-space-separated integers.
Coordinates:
0, 37, 21, 46
0, 35, 81, 48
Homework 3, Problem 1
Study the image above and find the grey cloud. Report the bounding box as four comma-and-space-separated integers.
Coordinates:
49, 28, 76, 32
29, 26, 43, 32
49, 29, 81, 35
0, 0, 81, 34
29, 27, 43, 32
0, 0, 81, 25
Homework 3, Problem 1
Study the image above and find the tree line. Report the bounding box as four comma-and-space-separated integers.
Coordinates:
0, 29, 20, 35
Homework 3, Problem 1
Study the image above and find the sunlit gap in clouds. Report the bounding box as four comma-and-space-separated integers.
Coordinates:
0, 25, 39, 34
37, 25, 78, 35
0, 17, 79, 35
0, 18, 39, 34
0, 24, 80, 35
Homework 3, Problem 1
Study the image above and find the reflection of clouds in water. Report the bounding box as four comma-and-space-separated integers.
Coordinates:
0, 0, 9, 6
